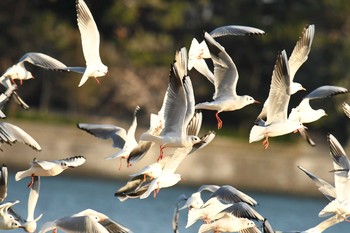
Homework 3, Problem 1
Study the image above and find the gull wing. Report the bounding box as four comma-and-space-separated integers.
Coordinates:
76, 0, 103, 67
210, 25, 265, 38
0, 165, 8, 202
297, 166, 336, 201
100, 218, 133, 233
266, 50, 291, 124
288, 24, 315, 80
204, 32, 239, 99
304, 85, 348, 100
19, 52, 68, 71
210, 185, 258, 206
343, 102, 350, 118
61, 155, 86, 168
224, 202, 264, 221
77, 123, 127, 148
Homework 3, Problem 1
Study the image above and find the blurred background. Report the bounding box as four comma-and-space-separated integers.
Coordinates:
1, 1, 350, 232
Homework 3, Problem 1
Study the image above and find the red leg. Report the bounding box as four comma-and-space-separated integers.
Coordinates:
27, 174, 35, 188
157, 145, 165, 161
262, 133, 269, 149
118, 158, 123, 171
94, 77, 101, 85
153, 182, 160, 198
215, 112, 222, 129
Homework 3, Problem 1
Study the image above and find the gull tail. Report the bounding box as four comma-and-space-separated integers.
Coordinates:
249, 125, 266, 143
78, 73, 89, 87
15, 170, 30, 181
318, 201, 337, 218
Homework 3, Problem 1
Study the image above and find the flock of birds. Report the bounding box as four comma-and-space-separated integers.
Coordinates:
0, 0, 349, 232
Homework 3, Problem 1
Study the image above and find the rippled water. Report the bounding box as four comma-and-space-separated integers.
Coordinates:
6, 173, 349, 233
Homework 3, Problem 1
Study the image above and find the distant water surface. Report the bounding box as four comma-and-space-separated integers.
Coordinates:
6, 173, 349, 233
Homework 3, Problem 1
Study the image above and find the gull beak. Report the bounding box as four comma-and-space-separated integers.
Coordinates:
254, 100, 260, 104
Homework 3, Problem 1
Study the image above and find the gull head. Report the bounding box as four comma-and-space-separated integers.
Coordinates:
189, 136, 202, 146
94, 64, 108, 77
244, 95, 260, 106
0, 213, 22, 230
290, 82, 306, 95
4, 65, 34, 82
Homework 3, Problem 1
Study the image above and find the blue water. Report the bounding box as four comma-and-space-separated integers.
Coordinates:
6, 173, 349, 233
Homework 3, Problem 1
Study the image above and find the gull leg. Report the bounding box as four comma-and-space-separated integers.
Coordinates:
215, 112, 222, 129
262, 133, 269, 149
157, 145, 165, 162
94, 77, 101, 85
153, 182, 160, 198
27, 174, 35, 188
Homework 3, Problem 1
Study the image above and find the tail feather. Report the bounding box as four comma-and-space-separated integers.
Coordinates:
186, 208, 201, 228
249, 125, 266, 143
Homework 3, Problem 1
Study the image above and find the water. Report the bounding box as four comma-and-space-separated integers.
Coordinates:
6, 173, 349, 233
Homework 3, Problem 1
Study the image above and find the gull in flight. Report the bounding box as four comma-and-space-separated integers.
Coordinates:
1, 52, 84, 85
342, 102, 350, 118
38, 208, 133, 233
188, 25, 265, 83
15, 155, 86, 187
249, 50, 305, 149
0, 201, 23, 230
256, 24, 315, 122
140, 47, 202, 160
76, 0, 108, 87
195, 32, 259, 129
0, 165, 8, 203
77, 106, 141, 170
10, 176, 43, 233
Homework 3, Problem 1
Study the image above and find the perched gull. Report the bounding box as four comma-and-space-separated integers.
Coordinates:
249, 50, 305, 149
256, 24, 315, 122
1, 52, 84, 85
15, 155, 86, 186
140, 48, 202, 160
78, 106, 141, 170
0, 201, 23, 230
195, 32, 259, 129
38, 208, 133, 233
76, 0, 108, 87
10, 176, 42, 233
343, 102, 350, 118
0, 165, 8, 203
0, 122, 41, 151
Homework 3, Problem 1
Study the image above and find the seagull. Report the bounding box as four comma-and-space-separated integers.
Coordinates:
249, 50, 305, 149
10, 176, 43, 233
15, 155, 86, 187
342, 102, 350, 118
178, 185, 220, 211
189, 25, 265, 84
256, 24, 314, 122
0, 165, 8, 203
1, 52, 85, 85
0, 201, 23, 230
195, 32, 259, 129
77, 106, 141, 170
289, 85, 348, 123
0, 122, 41, 151
140, 48, 202, 160
208, 185, 258, 206
76, 0, 108, 87
38, 208, 133, 233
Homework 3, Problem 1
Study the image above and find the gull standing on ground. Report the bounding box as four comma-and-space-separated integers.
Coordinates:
1, 52, 85, 85
76, 0, 108, 87
38, 208, 133, 233
78, 106, 140, 170
256, 24, 314, 122
15, 155, 86, 186
194, 32, 259, 129
140, 47, 202, 160
249, 50, 305, 149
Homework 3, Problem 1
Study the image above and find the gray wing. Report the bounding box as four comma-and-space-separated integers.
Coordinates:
61, 155, 86, 168
126, 141, 153, 165
210, 25, 265, 37
186, 111, 202, 137
262, 219, 276, 233
327, 134, 350, 171
343, 102, 350, 118
266, 50, 291, 124
304, 85, 348, 100
288, 24, 315, 80
77, 123, 127, 148
297, 166, 336, 201
197, 184, 220, 193
210, 185, 258, 206
224, 202, 264, 221
0, 164, 8, 202
204, 32, 238, 99
0, 122, 41, 151
298, 127, 316, 146
19, 52, 68, 71
183, 75, 196, 132
160, 63, 187, 136
239, 226, 262, 233
100, 218, 133, 233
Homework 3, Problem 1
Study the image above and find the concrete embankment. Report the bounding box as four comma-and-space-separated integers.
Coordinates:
1, 119, 341, 197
